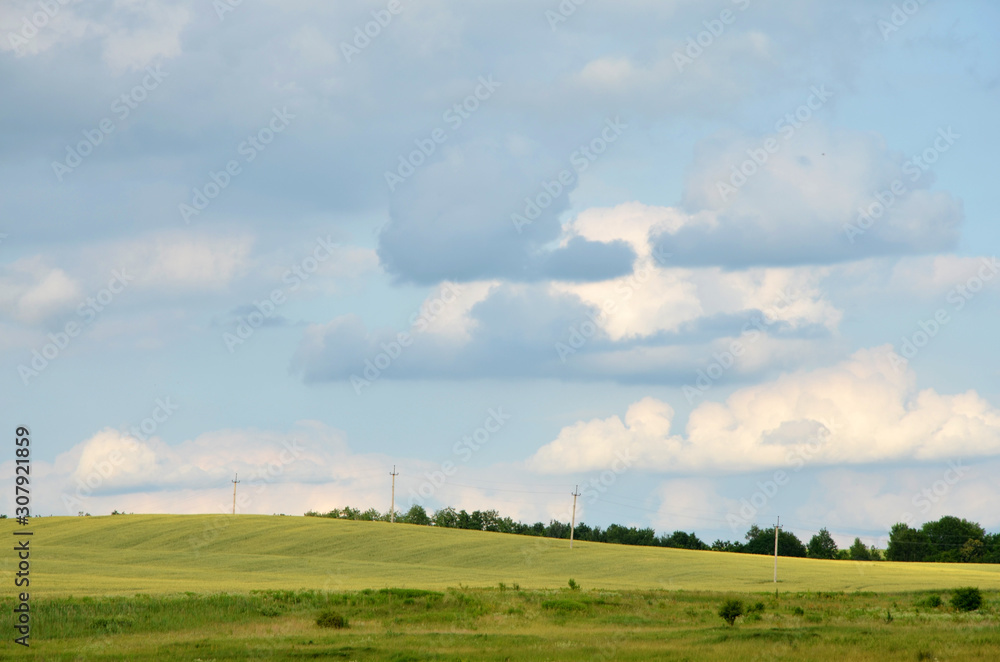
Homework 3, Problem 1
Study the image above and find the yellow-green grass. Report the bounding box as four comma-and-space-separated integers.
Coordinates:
5, 514, 1000, 597
2, 588, 999, 660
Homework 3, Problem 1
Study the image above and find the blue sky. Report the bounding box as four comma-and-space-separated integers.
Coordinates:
2, 0, 998, 548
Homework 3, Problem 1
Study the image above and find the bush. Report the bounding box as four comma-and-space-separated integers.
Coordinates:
316, 610, 349, 629
541, 599, 586, 612
718, 599, 744, 626
746, 601, 766, 614
917, 595, 942, 609
951, 587, 982, 612
567, 578, 580, 591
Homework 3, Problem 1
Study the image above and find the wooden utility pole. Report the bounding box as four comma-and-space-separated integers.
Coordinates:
773, 516, 781, 584
569, 485, 580, 549
231, 473, 240, 515
389, 466, 399, 523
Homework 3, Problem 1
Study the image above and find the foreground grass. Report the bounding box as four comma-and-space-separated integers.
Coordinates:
5, 515, 1000, 595
1, 587, 998, 660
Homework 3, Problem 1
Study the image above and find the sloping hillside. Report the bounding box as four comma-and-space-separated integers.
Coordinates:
6, 515, 1000, 596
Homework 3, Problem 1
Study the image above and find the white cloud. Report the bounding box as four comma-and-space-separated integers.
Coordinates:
552, 202, 842, 340
0, 257, 83, 323
0, 0, 190, 72
529, 346, 1000, 473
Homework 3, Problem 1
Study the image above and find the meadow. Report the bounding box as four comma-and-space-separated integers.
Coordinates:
1, 515, 999, 660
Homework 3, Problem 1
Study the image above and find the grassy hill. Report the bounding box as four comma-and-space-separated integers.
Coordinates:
6, 514, 1000, 596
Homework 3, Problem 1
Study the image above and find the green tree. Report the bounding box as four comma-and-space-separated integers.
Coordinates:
960, 539, 985, 563
402, 504, 430, 526
432, 507, 458, 528
849, 537, 871, 561
886, 523, 931, 562
807, 528, 838, 559
661, 531, 710, 550
921, 516, 985, 562
742, 526, 807, 557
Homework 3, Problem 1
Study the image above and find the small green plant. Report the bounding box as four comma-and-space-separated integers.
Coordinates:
885, 609, 893, 624
541, 599, 586, 612
951, 587, 982, 612
746, 601, 766, 614
315, 610, 349, 629
718, 599, 744, 626
792, 606, 805, 616
497, 582, 506, 592
916, 652, 935, 661
917, 595, 942, 609
567, 578, 580, 591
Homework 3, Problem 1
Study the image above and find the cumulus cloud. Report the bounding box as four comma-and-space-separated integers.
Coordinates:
652, 125, 963, 268
14, 420, 394, 516
528, 346, 1000, 473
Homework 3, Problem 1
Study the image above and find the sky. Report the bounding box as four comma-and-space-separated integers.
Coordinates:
1, 0, 998, 549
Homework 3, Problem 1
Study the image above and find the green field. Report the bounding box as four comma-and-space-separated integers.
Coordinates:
7, 514, 1000, 595
2, 515, 999, 660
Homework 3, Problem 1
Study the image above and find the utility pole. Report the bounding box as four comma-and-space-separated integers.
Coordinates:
231, 473, 240, 515
389, 466, 399, 523
569, 485, 580, 549
773, 516, 781, 585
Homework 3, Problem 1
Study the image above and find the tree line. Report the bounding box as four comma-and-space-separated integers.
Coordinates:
304, 507, 1000, 563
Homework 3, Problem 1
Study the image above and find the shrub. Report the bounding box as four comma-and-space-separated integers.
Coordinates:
951, 587, 982, 612
792, 606, 805, 616
917, 595, 942, 609
718, 599, 744, 626
541, 599, 587, 612
746, 601, 766, 614
316, 610, 349, 629
567, 578, 580, 591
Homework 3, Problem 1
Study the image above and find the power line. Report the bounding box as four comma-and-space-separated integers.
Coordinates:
389, 466, 399, 523
570, 485, 580, 549
231, 473, 240, 516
